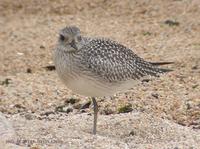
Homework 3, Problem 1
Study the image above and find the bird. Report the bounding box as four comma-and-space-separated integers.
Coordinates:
53, 26, 172, 135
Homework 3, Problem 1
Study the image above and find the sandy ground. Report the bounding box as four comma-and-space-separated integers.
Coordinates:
0, 0, 200, 148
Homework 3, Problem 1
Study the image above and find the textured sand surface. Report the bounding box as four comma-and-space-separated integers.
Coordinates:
0, 0, 200, 148
1, 112, 199, 149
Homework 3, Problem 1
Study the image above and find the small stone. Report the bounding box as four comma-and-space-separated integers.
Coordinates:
40, 45, 45, 49
58, 125, 62, 128
25, 113, 33, 120
55, 105, 73, 113
80, 109, 86, 113
44, 65, 56, 71
14, 104, 25, 109
65, 98, 79, 104
192, 84, 198, 89
101, 108, 114, 115
177, 121, 186, 126
66, 107, 73, 113
41, 111, 54, 116
17, 52, 24, 56
192, 65, 198, 70
26, 68, 32, 73
73, 103, 82, 109
0, 112, 16, 142
129, 130, 136, 136
80, 101, 91, 109
151, 93, 159, 99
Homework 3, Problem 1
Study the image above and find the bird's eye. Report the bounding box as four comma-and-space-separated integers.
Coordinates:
77, 36, 82, 42
59, 35, 65, 41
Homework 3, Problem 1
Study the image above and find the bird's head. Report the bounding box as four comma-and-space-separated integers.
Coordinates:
58, 26, 83, 52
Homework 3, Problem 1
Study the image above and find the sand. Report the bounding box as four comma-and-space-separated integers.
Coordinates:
0, 0, 200, 148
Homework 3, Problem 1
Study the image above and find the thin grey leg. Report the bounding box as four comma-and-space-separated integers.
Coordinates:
92, 97, 98, 135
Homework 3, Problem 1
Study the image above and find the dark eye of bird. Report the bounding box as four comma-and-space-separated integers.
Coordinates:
59, 35, 65, 41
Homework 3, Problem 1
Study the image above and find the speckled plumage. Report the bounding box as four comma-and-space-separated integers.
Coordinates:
54, 26, 171, 97
53, 26, 172, 134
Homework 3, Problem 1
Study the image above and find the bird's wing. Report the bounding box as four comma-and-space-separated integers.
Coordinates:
80, 38, 171, 82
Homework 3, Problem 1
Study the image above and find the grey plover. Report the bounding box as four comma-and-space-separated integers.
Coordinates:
53, 26, 172, 134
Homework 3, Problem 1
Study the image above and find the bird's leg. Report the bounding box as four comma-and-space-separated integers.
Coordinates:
92, 97, 98, 135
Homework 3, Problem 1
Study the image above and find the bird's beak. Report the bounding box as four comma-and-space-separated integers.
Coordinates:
70, 40, 78, 50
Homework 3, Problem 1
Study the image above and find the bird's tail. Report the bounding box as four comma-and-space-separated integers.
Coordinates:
150, 61, 174, 73
149, 61, 174, 66
134, 60, 173, 79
